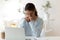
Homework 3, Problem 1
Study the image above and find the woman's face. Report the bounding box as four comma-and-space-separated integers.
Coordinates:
24, 10, 35, 18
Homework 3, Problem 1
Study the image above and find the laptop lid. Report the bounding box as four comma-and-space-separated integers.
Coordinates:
5, 27, 25, 40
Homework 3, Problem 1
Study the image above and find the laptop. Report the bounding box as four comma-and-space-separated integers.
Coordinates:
5, 27, 25, 40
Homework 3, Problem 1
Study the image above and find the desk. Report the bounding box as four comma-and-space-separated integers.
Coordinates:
25, 37, 60, 40
0, 37, 60, 40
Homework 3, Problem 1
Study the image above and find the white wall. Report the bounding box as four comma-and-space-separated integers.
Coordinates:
46, 0, 60, 36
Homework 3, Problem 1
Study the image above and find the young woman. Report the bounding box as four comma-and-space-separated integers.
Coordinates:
19, 3, 43, 37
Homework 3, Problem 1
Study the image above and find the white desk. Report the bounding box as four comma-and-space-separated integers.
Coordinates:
25, 37, 60, 40
0, 37, 60, 40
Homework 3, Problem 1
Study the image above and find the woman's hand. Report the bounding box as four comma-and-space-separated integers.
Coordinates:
25, 16, 32, 22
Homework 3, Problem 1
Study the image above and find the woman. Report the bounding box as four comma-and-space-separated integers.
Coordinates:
19, 3, 43, 37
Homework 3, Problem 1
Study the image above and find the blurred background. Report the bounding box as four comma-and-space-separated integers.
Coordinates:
0, 0, 60, 39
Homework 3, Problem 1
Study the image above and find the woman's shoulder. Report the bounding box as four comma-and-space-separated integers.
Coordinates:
37, 17, 43, 24
38, 17, 43, 21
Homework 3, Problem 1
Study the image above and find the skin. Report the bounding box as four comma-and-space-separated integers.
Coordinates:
24, 10, 38, 22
